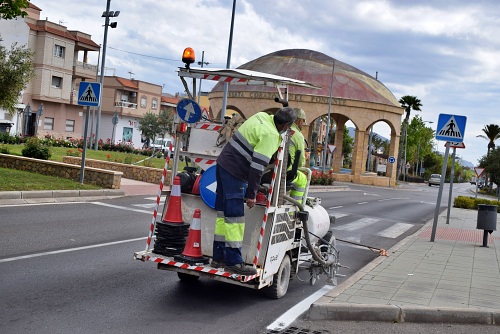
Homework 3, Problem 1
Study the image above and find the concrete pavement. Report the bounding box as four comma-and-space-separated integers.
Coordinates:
2, 179, 500, 326
309, 206, 500, 325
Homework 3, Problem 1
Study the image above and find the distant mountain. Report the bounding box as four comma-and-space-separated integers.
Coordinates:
345, 127, 388, 142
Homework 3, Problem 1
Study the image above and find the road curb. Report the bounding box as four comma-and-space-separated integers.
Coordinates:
0, 189, 125, 205
308, 303, 500, 325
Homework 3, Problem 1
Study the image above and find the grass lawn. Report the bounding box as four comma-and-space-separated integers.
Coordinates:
0, 167, 101, 191
0, 144, 188, 191
2, 144, 170, 169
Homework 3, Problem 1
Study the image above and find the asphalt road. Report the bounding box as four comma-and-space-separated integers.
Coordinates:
0, 182, 473, 334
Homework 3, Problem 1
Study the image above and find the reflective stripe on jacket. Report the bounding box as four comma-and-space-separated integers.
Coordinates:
288, 123, 306, 171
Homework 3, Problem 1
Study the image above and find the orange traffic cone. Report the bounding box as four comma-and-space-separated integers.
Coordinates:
162, 176, 183, 224
175, 209, 209, 265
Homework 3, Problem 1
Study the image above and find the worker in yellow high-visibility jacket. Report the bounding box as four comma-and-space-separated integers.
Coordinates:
212, 107, 296, 275
288, 108, 308, 204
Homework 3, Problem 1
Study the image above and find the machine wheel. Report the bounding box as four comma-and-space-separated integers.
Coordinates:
263, 254, 291, 299
177, 272, 199, 282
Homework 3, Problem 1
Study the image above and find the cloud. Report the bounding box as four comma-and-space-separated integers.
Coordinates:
31, 0, 500, 165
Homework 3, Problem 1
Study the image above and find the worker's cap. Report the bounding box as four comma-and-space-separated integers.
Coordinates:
293, 108, 307, 124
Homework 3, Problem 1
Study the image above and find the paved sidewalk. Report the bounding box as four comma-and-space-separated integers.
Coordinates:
309, 207, 500, 325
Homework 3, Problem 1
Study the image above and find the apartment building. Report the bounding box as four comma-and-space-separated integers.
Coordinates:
99, 76, 162, 148
0, 3, 100, 138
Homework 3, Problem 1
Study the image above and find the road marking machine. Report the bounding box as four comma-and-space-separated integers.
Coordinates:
134, 49, 343, 298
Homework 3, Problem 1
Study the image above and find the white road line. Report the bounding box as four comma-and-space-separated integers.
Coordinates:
377, 197, 411, 202
329, 206, 343, 209
330, 213, 349, 219
144, 196, 166, 201
376, 223, 413, 238
358, 202, 369, 205
0, 237, 147, 263
133, 203, 161, 208
334, 217, 379, 231
91, 202, 152, 214
266, 285, 334, 332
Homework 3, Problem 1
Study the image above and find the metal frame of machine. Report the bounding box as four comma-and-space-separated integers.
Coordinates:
134, 65, 342, 298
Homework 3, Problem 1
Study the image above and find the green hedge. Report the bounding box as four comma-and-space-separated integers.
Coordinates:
453, 195, 500, 212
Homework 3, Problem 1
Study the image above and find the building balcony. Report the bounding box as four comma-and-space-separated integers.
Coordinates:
73, 61, 98, 79
115, 101, 138, 109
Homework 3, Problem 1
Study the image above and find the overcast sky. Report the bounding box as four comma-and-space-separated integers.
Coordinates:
33, 0, 500, 166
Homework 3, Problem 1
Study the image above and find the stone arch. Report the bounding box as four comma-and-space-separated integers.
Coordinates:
207, 49, 403, 187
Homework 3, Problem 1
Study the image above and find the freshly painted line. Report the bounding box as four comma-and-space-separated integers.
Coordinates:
358, 202, 369, 204
329, 206, 343, 209
376, 223, 413, 238
330, 213, 349, 219
133, 203, 160, 208
266, 285, 334, 332
144, 196, 166, 201
91, 202, 152, 214
334, 217, 379, 231
0, 237, 147, 263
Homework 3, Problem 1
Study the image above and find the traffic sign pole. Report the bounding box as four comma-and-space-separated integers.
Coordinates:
431, 141, 450, 241
446, 147, 457, 224
77, 82, 101, 183
80, 106, 90, 184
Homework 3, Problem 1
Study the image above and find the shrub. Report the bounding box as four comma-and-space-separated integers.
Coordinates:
454, 195, 500, 212
0, 145, 10, 154
21, 137, 51, 160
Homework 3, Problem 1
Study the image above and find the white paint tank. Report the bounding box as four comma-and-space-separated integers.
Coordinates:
303, 204, 330, 244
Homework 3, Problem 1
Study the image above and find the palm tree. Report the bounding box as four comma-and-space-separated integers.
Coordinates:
397, 96, 422, 179
477, 124, 500, 191
477, 124, 500, 154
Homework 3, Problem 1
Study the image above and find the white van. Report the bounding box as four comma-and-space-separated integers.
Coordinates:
150, 137, 175, 157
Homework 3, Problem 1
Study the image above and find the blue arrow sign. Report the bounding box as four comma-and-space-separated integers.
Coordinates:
199, 166, 217, 209
78, 82, 101, 107
435, 114, 467, 143
388, 156, 396, 164
176, 98, 202, 123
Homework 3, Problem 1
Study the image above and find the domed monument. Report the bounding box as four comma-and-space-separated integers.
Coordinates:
208, 49, 403, 186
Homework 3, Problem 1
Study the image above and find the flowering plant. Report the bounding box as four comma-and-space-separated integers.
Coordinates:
310, 169, 335, 185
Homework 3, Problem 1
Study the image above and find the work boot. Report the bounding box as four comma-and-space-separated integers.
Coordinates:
224, 263, 257, 275
210, 259, 225, 268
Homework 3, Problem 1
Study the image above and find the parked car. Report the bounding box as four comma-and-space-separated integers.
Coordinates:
428, 174, 441, 186
150, 137, 175, 157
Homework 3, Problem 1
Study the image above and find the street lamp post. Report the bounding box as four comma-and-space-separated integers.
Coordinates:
220, 0, 236, 122
94, 0, 119, 150
197, 51, 209, 104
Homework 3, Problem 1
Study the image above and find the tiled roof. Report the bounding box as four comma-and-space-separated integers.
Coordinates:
161, 96, 179, 104
27, 22, 76, 41
29, 3, 42, 11
116, 77, 139, 90
27, 22, 99, 49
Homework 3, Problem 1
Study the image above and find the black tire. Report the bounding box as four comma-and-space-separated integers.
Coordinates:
428, 183, 431, 187
177, 272, 199, 282
263, 254, 291, 299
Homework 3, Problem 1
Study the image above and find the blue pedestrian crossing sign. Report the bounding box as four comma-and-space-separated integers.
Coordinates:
176, 98, 202, 123
435, 114, 467, 143
78, 82, 101, 107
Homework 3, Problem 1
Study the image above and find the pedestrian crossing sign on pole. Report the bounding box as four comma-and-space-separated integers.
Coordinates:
78, 82, 101, 107
435, 114, 467, 143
